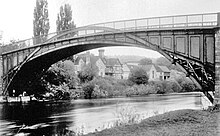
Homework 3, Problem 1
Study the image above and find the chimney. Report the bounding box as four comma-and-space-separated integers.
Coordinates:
98, 49, 105, 58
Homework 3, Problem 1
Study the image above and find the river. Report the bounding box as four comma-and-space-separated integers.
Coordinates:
0, 92, 211, 136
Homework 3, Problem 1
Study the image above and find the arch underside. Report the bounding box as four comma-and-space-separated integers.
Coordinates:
3, 26, 215, 103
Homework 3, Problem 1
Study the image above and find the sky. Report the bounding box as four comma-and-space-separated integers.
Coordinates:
0, 0, 220, 57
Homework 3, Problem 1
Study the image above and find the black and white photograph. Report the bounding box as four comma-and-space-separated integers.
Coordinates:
0, 0, 220, 135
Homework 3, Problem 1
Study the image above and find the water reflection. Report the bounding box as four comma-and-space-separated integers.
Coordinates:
0, 93, 209, 135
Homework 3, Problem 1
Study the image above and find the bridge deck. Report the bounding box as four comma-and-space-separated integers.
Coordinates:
1, 12, 219, 55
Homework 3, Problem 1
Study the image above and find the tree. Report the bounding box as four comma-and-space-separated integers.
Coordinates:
43, 60, 77, 87
155, 57, 170, 66
128, 67, 149, 85
139, 58, 152, 65
56, 4, 76, 34
156, 57, 182, 71
78, 63, 98, 83
33, 0, 50, 44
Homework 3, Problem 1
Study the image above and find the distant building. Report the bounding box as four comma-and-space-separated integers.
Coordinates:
142, 65, 171, 81
74, 49, 123, 79
74, 57, 86, 73
122, 64, 130, 79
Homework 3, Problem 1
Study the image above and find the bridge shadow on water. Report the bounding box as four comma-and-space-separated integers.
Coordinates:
0, 101, 76, 136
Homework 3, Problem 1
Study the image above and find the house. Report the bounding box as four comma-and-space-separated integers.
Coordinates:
122, 64, 130, 79
74, 49, 123, 79
96, 49, 123, 79
158, 66, 171, 80
142, 65, 170, 81
73, 52, 90, 73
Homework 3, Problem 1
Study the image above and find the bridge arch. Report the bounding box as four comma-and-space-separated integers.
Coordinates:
2, 24, 215, 103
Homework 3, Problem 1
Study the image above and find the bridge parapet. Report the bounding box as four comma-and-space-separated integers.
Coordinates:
91, 12, 218, 30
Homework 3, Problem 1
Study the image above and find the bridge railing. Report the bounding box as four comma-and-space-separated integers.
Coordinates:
1, 12, 218, 55
91, 12, 218, 30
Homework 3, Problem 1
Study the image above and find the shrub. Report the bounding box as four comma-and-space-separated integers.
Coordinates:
149, 81, 181, 94
125, 84, 156, 96
128, 67, 149, 85
114, 104, 140, 126
78, 63, 98, 83
176, 76, 197, 92
82, 83, 95, 99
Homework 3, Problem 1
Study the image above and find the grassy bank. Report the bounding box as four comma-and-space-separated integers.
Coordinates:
85, 109, 220, 136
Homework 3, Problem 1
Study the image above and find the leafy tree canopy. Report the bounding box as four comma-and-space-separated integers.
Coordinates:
33, 0, 50, 43
78, 63, 98, 83
56, 3, 76, 34
139, 58, 152, 65
128, 67, 149, 85
155, 57, 182, 72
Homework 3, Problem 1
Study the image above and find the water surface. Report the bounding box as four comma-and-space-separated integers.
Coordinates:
0, 93, 210, 135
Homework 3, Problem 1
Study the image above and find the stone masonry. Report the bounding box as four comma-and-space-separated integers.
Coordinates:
215, 28, 220, 105
0, 56, 2, 95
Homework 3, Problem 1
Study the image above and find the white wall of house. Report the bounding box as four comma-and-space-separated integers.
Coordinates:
74, 59, 85, 73
96, 58, 106, 77
148, 65, 157, 81
113, 65, 123, 79
156, 71, 164, 80
122, 64, 130, 79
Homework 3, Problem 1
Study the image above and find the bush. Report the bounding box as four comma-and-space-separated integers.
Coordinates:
176, 76, 197, 92
78, 63, 98, 83
125, 84, 156, 96
45, 83, 71, 100
82, 83, 95, 99
128, 67, 149, 85
149, 81, 181, 94
80, 77, 130, 98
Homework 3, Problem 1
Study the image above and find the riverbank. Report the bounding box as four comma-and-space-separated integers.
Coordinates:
85, 109, 220, 136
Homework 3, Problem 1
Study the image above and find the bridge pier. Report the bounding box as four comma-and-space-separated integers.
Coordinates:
0, 55, 2, 96
215, 29, 220, 106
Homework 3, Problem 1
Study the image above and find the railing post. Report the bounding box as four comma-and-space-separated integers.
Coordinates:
217, 12, 220, 27
135, 20, 137, 30
186, 15, 188, 27
172, 16, 174, 28
147, 19, 149, 29
159, 17, 161, 28
201, 14, 204, 26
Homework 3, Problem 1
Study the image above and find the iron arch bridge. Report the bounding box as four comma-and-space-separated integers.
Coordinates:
1, 12, 220, 104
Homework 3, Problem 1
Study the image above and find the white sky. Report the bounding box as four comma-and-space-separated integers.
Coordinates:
0, 0, 220, 57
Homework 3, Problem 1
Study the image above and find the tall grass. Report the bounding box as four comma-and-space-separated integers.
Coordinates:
113, 104, 141, 126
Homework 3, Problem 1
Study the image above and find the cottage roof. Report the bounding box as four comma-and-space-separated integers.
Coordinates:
74, 57, 85, 65
158, 66, 170, 72
90, 56, 99, 64
140, 65, 169, 73
154, 65, 164, 72
102, 58, 121, 66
